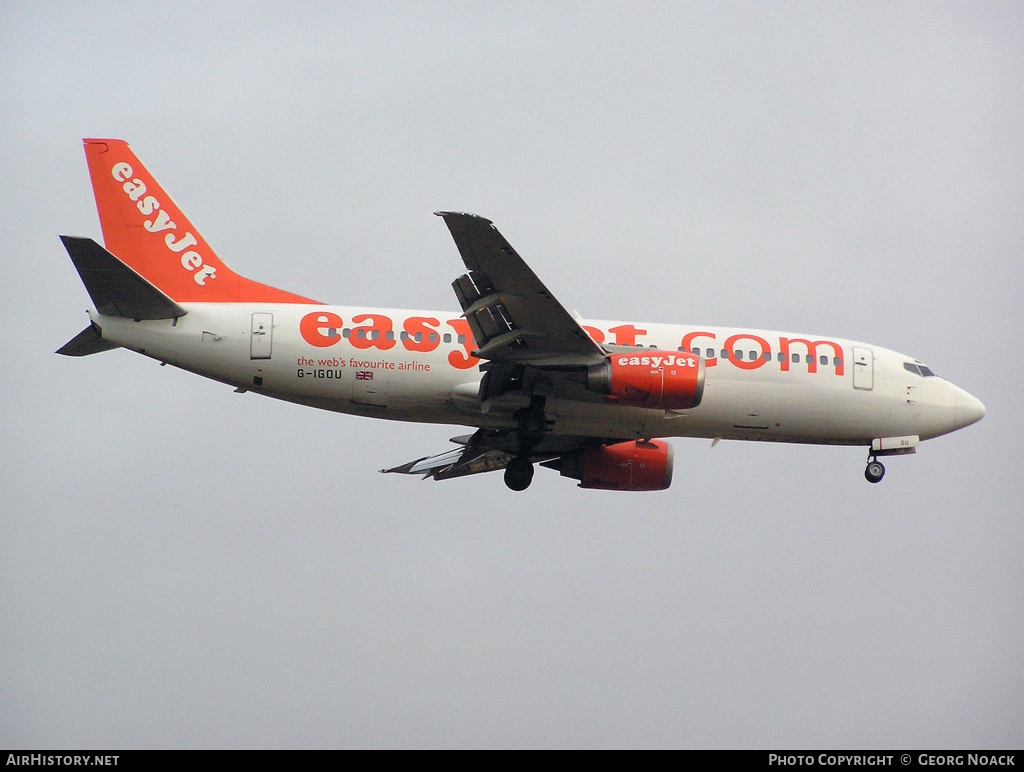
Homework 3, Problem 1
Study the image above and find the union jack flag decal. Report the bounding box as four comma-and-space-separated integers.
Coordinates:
355, 371, 374, 380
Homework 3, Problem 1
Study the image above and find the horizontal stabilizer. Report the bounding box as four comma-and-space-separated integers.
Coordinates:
56, 323, 120, 357
60, 235, 186, 320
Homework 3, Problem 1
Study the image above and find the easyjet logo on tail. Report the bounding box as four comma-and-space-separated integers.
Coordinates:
110, 162, 217, 286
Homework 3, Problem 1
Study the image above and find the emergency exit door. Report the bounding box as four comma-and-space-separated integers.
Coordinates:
852, 346, 873, 390
250, 313, 273, 360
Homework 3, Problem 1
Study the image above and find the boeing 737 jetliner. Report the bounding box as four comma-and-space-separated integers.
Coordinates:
59, 139, 985, 491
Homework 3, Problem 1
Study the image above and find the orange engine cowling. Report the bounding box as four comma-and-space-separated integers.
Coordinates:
547, 440, 674, 491
587, 350, 705, 410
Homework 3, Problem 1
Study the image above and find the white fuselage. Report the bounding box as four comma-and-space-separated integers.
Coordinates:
89, 302, 984, 447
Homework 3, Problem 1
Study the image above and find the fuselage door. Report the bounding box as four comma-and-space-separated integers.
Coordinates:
852, 346, 873, 390
251, 313, 273, 360
352, 369, 388, 407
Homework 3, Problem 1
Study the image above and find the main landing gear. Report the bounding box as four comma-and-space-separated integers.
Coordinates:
503, 396, 546, 491
504, 456, 534, 491
864, 457, 885, 484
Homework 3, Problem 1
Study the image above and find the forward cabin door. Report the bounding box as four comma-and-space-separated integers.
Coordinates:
852, 346, 873, 390
250, 313, 273, 360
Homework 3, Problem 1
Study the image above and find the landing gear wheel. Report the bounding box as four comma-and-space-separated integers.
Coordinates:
865, 459, 885, 484
504, 457, 534, 491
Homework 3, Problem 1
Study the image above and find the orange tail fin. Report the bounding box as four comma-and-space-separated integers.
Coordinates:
83, 139, 317, 304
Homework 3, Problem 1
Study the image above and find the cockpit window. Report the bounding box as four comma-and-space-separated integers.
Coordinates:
904, 362, 937, 377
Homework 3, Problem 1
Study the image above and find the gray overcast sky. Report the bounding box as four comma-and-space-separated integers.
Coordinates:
2, 1, 1022, 748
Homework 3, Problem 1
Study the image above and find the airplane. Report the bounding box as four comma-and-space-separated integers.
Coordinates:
58, 139, 985, 491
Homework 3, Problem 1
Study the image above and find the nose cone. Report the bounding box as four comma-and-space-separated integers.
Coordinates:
953, 388, 986, 430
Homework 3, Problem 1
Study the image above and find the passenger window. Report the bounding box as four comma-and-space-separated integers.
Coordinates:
356, 329, 365, 340
429, 333, 439, 343
443, 333, 452, 343
749, 351, 756, 360
833, 356, 841, 366
458, 335, 467, 344
343, 328, 351, 338
777, 352, 785, 362
414, 332, 423, 343
791, 353, 799, 363
327, 328, 336, 338
707, 348, 714, 358
721, 349, 729, 359
400, 331, 409, 341
385, 331, 395, 341
763, 352, 771, 362
805, 354, 813, 364
819, 355, 828, 365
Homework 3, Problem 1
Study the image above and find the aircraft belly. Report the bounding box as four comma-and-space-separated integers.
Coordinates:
689, 372, 875, 444
545, 400, 654, 440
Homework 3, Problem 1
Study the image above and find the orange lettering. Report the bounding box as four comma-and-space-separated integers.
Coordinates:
349, 314, 396, 351
582, 325, 605, 344
445, 318, 479, 370
779, 338, 844, 375
402, 316, 441, 352
681, 330, 717, 367
609, 324, 646, 346
724, 333, 769, 370
300, 311, 343, 348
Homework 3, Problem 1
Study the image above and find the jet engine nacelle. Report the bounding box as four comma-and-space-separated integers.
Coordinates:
548, 439, 674, 491
588, 350, 705, 410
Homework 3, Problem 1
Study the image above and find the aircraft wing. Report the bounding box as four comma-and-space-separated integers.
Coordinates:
437, 212, 606, 367
400, 214, 619, 484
